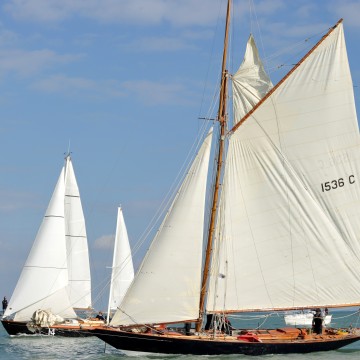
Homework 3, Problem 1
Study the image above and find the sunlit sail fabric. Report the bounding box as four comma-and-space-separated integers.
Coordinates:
111, 129, 213, 326
207, 23, 360, 312
5, 168, 76, 320
108, 207, 134, 312
232, 34, 273, 125
65, 156, 92, 309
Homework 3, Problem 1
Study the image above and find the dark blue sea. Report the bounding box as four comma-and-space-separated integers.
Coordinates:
1, 310, 360, 359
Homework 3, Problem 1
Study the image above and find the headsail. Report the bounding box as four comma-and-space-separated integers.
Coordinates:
107, 207, 134, 319
207, 22, 360, 313
111, 129, 213, 326
64, 155, 92, 309
4, 167, 76, 321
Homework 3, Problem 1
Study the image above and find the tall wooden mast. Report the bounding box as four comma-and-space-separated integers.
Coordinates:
196, 0, 231, 332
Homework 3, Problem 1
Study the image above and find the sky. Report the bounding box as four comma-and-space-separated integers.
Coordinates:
0, 0, 360, 312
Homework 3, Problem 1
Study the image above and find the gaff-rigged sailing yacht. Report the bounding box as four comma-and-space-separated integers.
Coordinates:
1, 154, 97, 336
91, 0, 360, 355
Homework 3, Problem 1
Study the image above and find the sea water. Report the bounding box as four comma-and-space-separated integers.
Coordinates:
1, 310, 360, 360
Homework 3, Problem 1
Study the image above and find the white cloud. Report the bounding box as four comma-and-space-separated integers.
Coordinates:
0, 49, 83, 77
31, 74, 126, 99
0, 27, 18, 46
129, 36, 197, 52
3, 0, 223, 26
122, 80, 187, 105
0, 190, 36, 212
329, 1, 360, 28
94, 234, 114, 250
31, 75, 194, 105
32, 74, 96, 92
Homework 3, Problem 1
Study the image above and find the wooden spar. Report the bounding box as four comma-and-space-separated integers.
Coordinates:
206, 302, 360, 314
195, 0, 231, 333
230, 18, 344, 134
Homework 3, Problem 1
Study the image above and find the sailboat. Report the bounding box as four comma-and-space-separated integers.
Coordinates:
1, 154, 94, 336
106, 207, 134, 324
38, 206, 134, 335
284, 310, 332, 327
90, 0, 360, 355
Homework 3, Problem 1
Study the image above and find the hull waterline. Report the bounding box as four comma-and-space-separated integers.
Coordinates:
90, 328, 360, 356
1, 320, 93, 337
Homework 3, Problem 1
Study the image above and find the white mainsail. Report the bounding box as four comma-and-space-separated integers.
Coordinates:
4, 167, 76, 321
207, 23, 360, 312
111, 129, 213, 326
232, 34, 273, 125
107, 207, 134, 317
64, 156, 92, 309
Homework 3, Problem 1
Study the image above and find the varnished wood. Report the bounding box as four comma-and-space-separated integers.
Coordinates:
196, 0, 231, 333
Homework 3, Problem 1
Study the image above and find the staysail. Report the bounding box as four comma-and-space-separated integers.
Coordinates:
207, 22, 360, 313
107, 207, 134, 315
111, 129, 213, 326
64, 156, 92, 309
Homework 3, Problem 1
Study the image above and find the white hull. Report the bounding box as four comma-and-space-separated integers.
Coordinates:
285, 313, 332, 326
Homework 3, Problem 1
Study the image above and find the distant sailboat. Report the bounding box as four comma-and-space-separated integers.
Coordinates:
106, 207, 134, 323
1, 154, 93, 336
90, 0, 360, 355
37, 206, 134, 336
285, 310, 332, 327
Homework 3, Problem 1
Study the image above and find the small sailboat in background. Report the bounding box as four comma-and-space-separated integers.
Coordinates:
106, 207, 134, 323
285, 310, 332, 327
1, 154, 94, 336
90, 0, 360, 355
42, 206, 134, 335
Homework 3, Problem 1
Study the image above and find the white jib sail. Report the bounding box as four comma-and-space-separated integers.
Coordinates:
4, 167, 76, 321
107, 207, 134, 319
232, 34, 273, 125
207, 23, 360, 313
111, 129, 213, 326
64, 156, 92, 309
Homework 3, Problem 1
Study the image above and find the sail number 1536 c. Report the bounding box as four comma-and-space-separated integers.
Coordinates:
321, 175, 355, 192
